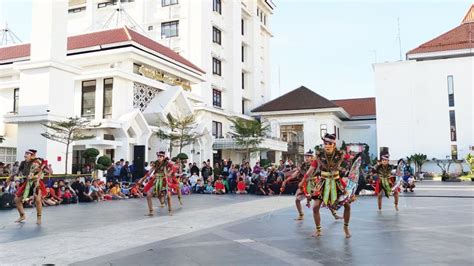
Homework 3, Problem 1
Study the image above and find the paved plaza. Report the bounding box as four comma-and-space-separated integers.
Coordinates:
0, 181, 473, 265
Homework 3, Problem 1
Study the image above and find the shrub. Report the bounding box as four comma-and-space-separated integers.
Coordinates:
96, 156, 112, 171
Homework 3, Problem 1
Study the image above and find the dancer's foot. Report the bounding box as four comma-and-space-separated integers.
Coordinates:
36, 214, 42, 225
15, 214, 26, 223
312, 226, 322, 237
168, 211, 173, 216
145, 209, 154, 217
160, 203, 165, 208
343, 224, 351, 238
395, 204, 399, 211
294, 214, 304, 220
305, 201, 311, 208
178, 197, 183, 206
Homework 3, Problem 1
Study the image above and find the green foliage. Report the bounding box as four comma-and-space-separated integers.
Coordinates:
466, 153, 474, 173
82, 148, 100, 164
156, 113, 203, 155
341, 141, 347, 151
260, 159, 271, 168
228, 118, 270, 160
96, 155, 112, 171
176, 153, 189, 160
407, 153, 428, 173
41, 117, 98, 174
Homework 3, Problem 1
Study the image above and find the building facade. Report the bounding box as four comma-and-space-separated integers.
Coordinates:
66, 0, 278, 163
0, 0, 285, 173
374, 5, 474, 167
252, 86, 377, 164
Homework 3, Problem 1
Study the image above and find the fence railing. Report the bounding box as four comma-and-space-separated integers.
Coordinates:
0, 174, 93, 181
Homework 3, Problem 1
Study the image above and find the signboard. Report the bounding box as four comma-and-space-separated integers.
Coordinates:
137, 65, 192, 91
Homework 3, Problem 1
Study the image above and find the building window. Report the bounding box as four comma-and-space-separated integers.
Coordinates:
212, 57, 221, 76
257, 8, 260, 16
103, 78, 113, 119
449, 110, 457, 141
447, 75, 454, 107
320, 124, 327, 138
241, 72, 245, 90
81, 80, 96, 118
68, 6, 86, 13
242, 100, 245, 114
337, 127, 340, 140
241, 19, 244, 35
148, 25, 154, 31
212, 89, 222, 107
13, 88, 19, 113
264, 14, 267, 25
212, 27, 221, 45
241, 45, 245, 62
334, 125, 337, 137
161, 20, 179, 38
0, 147, 17, 164
451, 145, 458, 160
162, 0, 178, 7
213, 0, 221, 14
212, 121, 223, 138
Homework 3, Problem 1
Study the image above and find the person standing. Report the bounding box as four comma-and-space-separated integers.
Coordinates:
375, 153, 399, 211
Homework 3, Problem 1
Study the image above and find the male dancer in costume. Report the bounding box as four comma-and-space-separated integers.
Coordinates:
281, 150, 342, 221
375, 153, 399, 211
141, 151, 175, 216
303, 134, 354, 238
171, 157, 184, 206
14, 149, 48, 225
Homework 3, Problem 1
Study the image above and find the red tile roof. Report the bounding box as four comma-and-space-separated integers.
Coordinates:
0, 43, 30, 61
0, 27, 205, 74
407, 5, 474, 55
332, 97, 376, 117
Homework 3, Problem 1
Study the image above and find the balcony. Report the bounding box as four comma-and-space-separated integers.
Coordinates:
212, 137, 287, 152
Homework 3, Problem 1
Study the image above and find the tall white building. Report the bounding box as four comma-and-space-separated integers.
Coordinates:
66, 0, 278, 162
0, 0, 285, 173
374, 5, 474, 166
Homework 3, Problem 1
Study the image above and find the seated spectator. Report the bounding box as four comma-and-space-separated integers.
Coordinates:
76, 179, 93, 203
109, 183, 127, 199
236, 178, 247, 194
43, 187, 60, 206
62, 187, 74, 204
121, 182, 131, 197
130, 184, 143, 198
189, 172, 199, 188
214, 176, 225, 194
181, 177, 191, 195
49, 182, 62, 203
194, 179, 205, 194
204, 181, 214, 194
89, 179, 102, 201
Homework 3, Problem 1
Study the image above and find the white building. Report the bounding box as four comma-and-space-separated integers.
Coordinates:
252, 86, 377, 163
0, 0, 285, 174
65, 0, 279, 163
374, 5, 474, 167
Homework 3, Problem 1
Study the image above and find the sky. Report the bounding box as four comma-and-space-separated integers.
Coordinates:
0, 0, 472, 100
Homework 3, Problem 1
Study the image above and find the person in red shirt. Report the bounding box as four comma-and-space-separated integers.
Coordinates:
236, 178, 247, 194
214, 176, 225, 194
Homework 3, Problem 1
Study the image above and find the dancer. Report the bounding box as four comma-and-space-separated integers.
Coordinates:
14, 149, 48, 225
141, 151, 175, 216
374, 153, 399, 211
171, 157, 184, 206
281, 150, 342, 221
303, 134, 359, 238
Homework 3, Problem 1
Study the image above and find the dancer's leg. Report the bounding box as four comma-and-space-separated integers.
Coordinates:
167, 191, 172, 215
312, 199, 322, 237
343, 203, 351, 238
14, 196, 26, 223
35, 190, 43, 225
394, 192, 399, 211
377, 193, 382, 210
146, 192, 154, 216
330, 208, 343, 220
295, 198, 304, 220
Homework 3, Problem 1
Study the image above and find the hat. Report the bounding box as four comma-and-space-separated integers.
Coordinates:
304, 149, 314, 156
25, 149, 37, 155
322, 133, 336, 144
381, 154, 390, 160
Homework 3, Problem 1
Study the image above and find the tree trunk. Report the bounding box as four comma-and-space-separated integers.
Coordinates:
65, 143, 69, 174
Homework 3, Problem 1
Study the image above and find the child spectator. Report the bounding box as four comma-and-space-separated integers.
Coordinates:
215, 176, 225, 194
204, 181, 214, 194
109, 183, 127, 199
236, 178, 247, 194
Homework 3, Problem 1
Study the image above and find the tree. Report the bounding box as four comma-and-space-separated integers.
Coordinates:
432, 157, 451, 181
82, 148, 100, 170
229, 118, 270, 160
41, 117, 97, 174
0, 136, 4, 143
341, 141, 347, 152
96, 155, 112, 171
408, 153, 428, 174
156, 113, 203, 155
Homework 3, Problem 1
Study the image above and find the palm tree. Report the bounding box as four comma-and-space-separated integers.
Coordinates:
410, 153, 428, 174
156, 113, 203, 155
229, 118, 270, 160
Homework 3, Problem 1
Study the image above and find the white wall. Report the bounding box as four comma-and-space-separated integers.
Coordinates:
340, 119, 377, 158
375, 56, 473, 160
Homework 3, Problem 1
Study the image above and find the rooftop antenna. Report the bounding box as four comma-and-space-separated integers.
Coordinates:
98, 1, 146, 34
0, 22, 22, 46
397, 17, 402, 61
